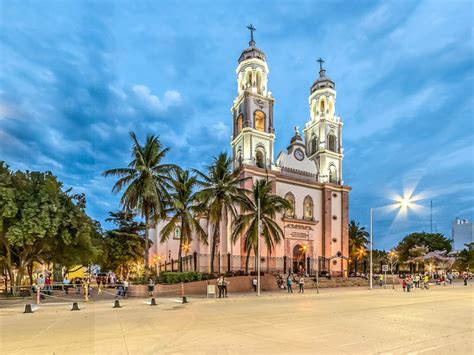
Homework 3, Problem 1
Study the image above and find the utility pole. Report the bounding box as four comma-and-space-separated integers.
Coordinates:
369, 208, 373, 290
430, 200, 433, 233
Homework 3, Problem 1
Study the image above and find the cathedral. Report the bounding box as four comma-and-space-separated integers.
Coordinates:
151, 28, 351, 277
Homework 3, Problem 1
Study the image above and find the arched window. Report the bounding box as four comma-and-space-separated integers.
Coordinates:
329, 165, 337, 184
246, 71, 253, 89
328, 133, 337, 152
285, 192, 295, 218
310, 135, 318, 155
255, 149, 265, 168
256, 71, 262, 94
237, 114, 243, 134
303, 196, 313, 220
320, 98, 325, 113
254, 110, 265, 132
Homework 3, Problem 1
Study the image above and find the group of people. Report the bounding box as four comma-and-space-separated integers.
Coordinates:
217, 275, 229, 298
286, 273, 305, 293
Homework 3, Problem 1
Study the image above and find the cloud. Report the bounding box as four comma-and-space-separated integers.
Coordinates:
132, 85, 182, 112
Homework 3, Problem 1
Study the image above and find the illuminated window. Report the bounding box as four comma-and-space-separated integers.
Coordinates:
255, 110, 265, 132
285, 193, 295, 218
303, 196, 313, 220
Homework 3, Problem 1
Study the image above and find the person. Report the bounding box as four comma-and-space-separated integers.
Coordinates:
463, 273, 468, 286
298, 276, 305, 293
148, 278, 155, 297
423, 274, 430, 289
402, 278, 406, 292
75, 278, 82, 294
37, 274, 45, 294
287, 274, 293, 293
222, 276, 229, 297
115, 280, 123, 298
63, 276, 70, 294
406, 276, 412, 292
45, 275, 53, 295
252, 277, 257, 292
447, 272, 453, 285
379, 274, 384, 287
123, 279, 129, 298
217, 275, 224, 298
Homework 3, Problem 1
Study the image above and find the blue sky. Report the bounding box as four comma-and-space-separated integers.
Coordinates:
1, 0, 473, 249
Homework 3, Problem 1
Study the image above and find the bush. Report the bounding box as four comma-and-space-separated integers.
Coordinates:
158, 272, 203, 284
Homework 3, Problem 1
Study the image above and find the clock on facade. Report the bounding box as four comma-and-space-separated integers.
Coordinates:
294, 148, 304, 161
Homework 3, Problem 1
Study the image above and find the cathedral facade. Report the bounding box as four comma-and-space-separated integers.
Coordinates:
151, 32, 351, 277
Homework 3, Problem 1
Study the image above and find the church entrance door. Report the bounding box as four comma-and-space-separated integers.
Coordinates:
292, 244, 306, 273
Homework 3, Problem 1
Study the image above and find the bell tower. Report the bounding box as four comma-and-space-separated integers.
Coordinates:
231, 25, 275, 170
303, 58, 344, 185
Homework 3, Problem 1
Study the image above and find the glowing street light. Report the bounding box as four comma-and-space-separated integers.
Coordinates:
369, 195, 417, 290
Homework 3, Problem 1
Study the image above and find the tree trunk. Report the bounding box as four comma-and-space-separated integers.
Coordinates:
210, 221, 220, 274
27, 262, 33, 285
144, 214, 150, 280
245, 252, 250, 274
354, 259, 358, 275
178, 220, 184, 272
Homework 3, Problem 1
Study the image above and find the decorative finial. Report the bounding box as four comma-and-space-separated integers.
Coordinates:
247, 24, 256, 47
294, 126, 300, 135
317, 57, 326, 78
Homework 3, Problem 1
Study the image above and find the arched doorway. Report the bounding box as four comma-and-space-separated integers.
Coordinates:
292, 244, 306, 273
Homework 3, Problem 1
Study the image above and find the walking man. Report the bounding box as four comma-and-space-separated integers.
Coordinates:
148, 278, 155, 297
217, 275, 224, 298
252, 277, 257, 292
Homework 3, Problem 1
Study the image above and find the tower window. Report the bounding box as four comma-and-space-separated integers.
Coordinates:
329, 165, 337, 184
254, 110, 265, 132
256, 150, 265, 168
237, 114, 243, 134
310, 135, 318, 155
328, 133, 337, 152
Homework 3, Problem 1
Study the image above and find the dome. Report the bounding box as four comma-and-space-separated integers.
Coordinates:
238, 41, 266, 63
310, 68, 335, 93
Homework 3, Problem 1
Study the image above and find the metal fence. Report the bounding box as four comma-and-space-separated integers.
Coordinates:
158, 253, 331, 275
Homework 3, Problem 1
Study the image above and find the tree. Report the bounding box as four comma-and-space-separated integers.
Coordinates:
396, 232, 452, 263
103, 132, 175, 279
231, 179, 290, 273
0, 162, 97, 292
97, 211, 147, 279
160, 169, 208, 272
348, 220, 369, 274
194, 153, 248, 273
455, 244, 474, 272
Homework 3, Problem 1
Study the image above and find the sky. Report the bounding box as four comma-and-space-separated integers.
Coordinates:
1, 0, 473, 250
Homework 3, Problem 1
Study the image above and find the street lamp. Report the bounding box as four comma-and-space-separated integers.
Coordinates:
370, 196, 414, 290
388, 251, 398, 290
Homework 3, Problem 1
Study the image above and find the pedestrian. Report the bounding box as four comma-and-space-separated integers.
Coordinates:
252, 277, 257, 292
287, 275, 293, 293
463, 273, 468, 286
148, 278, 155, 297
123, 279, 129, 298
63, 276, 70, 294
222, 276, 229, 297
37, 274, 45, 293
379, 274, 384, 287
75, 278, 82, 294
298, 276, 305, 293
217, 275, 224, 298
45, 274, 53, 295
402, 278, 406, 292
447, 272, 453, 285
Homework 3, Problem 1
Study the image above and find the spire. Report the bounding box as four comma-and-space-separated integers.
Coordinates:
310, 57, 335, 93
317, 57, 326, 78
247, 24, 256, 47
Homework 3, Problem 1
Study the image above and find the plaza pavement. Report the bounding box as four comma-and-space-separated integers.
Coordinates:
0, 284, 472, 354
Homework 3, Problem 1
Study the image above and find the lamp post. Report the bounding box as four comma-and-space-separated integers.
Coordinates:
370, 196, 413, 290
257, 197, 261, 296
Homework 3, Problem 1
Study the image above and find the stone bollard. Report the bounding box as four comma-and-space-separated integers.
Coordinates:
150, 298, 157, 306
113, 299, 121, 308
71, 302, 80, 311
24, 304, 34, 314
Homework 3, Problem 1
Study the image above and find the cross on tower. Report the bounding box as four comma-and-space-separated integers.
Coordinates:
247, 24, 256, 43
317, 57, 325, 70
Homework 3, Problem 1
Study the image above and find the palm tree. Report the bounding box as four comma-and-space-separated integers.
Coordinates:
160, 169, 208, 272
348, 220, 369, 275
194, 153, 248, 273
231, 179, 291, 273
103, 131, 175, 279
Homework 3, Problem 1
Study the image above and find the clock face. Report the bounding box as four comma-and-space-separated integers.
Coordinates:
294, 149, 304, 161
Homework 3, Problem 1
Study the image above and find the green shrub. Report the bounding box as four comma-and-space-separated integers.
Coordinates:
159, 272, 203, 284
